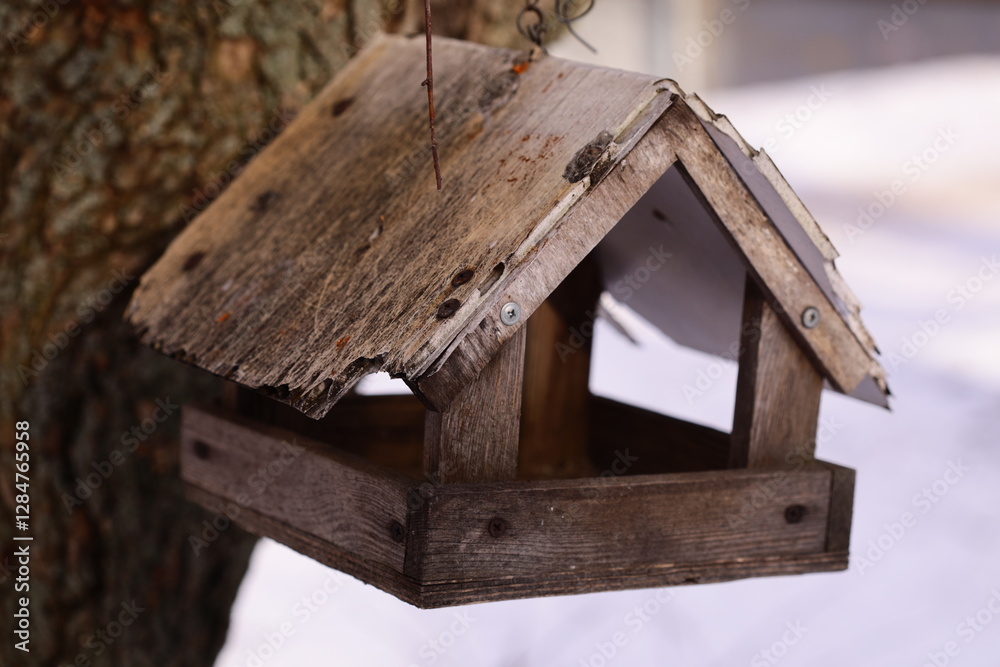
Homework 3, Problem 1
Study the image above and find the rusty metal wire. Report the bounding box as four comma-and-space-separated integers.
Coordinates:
516, 0, 548, 48
518, 0, 597, 53
555, 0, 597, 53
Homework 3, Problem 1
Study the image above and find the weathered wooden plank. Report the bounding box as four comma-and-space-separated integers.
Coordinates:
729, 279, 823, 469
423, 328, 525, 484
663, 101, 874, 394
518, 257, 602, 479
817, 460, 856, 553
409, 468, 832, 583
129, 34, 675, 418
684, 93, 887, 403
190, 471, 846, 609
411, 103, 681, 409
588, 395, 730, 474
181, 404, 850, 608
184, 484, 424, 606
181, 404, 412, 574
410, 550, 848, 608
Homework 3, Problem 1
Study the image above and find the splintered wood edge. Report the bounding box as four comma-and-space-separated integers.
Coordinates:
128, 37, 677, 420
131, 35, 884, 418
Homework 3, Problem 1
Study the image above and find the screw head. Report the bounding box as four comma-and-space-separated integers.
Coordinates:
801, 307, 820, 329
249, 190, 279, 213
784, 504, 807, 524
389, 520, 405, 543
436, 298, 461, 319
487, 517, 508, 538
451, 269, 475, 287
192, 441, 210, 460
500, 302, 521, 326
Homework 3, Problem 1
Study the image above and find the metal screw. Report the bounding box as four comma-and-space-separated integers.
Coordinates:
801, 307, 820, 329
192, 441, 210, 460
784, 504, 807, 524
436, 298, 461, 319
487, 517, 508, 538
389, 520, 405, 543
500, 302, 521, 326
451, 269, 475, 287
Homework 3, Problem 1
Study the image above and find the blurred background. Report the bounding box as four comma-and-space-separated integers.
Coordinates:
1, 0, 997, 665
219, 1, 1000, 666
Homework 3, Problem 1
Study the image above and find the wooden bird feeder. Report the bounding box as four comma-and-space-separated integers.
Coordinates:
128, 34, 889, 607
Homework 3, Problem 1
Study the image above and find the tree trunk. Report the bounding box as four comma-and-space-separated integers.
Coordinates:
0, 1, 524, 664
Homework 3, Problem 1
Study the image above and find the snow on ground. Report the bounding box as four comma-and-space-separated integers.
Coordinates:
216, 58, 1000, 667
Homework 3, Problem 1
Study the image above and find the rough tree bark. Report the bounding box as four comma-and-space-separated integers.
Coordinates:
0, 1, 528, 664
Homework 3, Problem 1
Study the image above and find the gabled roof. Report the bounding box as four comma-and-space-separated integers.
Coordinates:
128, 33, 888, 418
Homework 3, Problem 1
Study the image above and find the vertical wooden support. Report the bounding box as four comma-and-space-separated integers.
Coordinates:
819, 461, 856, 553
519, 259, 602, 478
730, 278, 823, 468
424, 327, 526, 484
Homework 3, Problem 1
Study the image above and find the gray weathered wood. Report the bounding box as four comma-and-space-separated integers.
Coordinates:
409, 99, 888, 411
182, 403, 853, 608
181, 404, 412, 574
409, 551, 848, 607
408, 467, 832, 583
685, 93, 886, 396
184, 483, 423, 603
730, 279, 823, 468
818, 460, 856, 553
519, 257, 602, 479
423, 327, 525, 484
188, 479, 846, 609
410, 101, 681, 409
664, 102, 875, 395
130, 34, 887, 418
129, 34, 675, 418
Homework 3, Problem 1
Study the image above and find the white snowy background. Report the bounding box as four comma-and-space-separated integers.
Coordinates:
215, 5, 1000, 666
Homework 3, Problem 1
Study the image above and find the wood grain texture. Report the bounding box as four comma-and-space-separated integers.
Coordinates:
128, 34, 674, 418
663, 101, 875, 395
588, 395, 730, 474
410, 97, 680, 409
181, 403, 854, 608
181, 404, 412, 574
409, 468, 832, 584
408, 551, 848, 607
184, 483, 423, 604
683, 93, 887, 402
130, 33, 887, 417
730, 279, 823, 469
818, 460, 856, 553
423, 327, 525, 483
188, 479, 846, 609
519, 257, 602, 479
